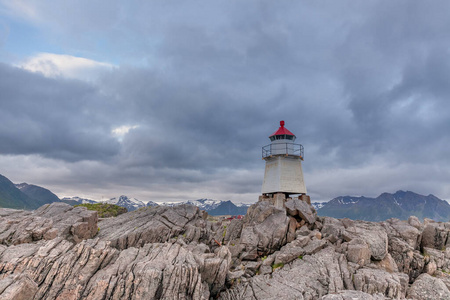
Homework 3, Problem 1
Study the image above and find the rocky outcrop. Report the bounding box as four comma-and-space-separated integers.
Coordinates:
97, 204, 209, 249
0, 202, 98, 245
238, 201, 296, 260
407, 273, 450, 300
220, 247, 347, 300
1, 199, 450, 299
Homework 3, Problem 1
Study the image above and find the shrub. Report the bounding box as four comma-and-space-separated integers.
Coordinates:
75, 203, 127, 218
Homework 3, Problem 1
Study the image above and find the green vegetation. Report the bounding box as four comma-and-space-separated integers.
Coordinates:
298, 255, 303, 260
75, 203, 127, 218
272, 263, 284, 271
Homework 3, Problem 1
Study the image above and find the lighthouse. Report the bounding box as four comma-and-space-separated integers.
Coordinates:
260, 120, 310, 208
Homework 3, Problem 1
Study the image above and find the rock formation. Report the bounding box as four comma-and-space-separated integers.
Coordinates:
1, 198, 450, 299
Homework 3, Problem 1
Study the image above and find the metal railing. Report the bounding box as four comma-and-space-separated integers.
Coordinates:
262, 143, 304, 159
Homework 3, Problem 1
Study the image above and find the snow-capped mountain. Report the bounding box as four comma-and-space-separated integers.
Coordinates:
106, 195, 146, 211
61, 195, 252, 216
235, 202, 252, 208
146, 200, 159, 207
160, 199, 222, 211
311, 202, 327, 210
317, 191, 450, 222
61, 196, 98, 204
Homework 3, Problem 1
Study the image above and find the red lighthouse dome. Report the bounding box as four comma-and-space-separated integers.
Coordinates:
269, 120, 296, 141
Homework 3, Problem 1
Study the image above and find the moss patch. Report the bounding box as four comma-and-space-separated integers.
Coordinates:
272, 263, 284, 271
75, 203, 127, 218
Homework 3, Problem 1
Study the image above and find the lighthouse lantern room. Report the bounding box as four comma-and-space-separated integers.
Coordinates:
260, 121, 309, 208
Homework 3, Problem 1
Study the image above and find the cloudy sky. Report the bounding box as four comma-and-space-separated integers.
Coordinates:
1, 1, 450, 204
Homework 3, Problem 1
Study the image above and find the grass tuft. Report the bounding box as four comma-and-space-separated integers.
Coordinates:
75, 203, 127, 218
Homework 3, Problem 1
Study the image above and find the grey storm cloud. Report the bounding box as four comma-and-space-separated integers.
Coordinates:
0, 63, 121, 162
1, 1, 450, 202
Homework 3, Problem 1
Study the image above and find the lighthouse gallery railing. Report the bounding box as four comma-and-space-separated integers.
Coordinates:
262, 143, 304, 159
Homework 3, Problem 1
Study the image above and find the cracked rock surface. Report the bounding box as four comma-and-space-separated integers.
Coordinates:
1, 200, 450, 299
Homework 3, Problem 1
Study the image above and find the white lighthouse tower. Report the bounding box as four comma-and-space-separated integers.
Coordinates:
260, 120, 310, 208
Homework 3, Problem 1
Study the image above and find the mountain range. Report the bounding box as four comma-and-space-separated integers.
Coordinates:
158, 198, 249, 215
60, 193, 250, 215
63, 197, 250, 215
313, 190, 450, 222
2, 173, 450, 221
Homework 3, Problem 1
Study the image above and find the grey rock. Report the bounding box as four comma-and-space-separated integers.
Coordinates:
372, 253, 399, 273
97, 204, 209, 249
388, 236, 425, 281
239, 201, 294, 260
408, 216, 422, 230
285, 198, 317, 224
321, 217, 346, 240
407, 273, 450, 300
421, 223, 449, 251
344, 221, 388, 261
346, 238, 371, 266
353, 268, 403, 299
3, 198, 450, 299
297, 225, 311, 237
434, 271, 450, 292
259, 265, 272, 275
0, 274, 38, 300
227, 270, 245, 281
0, 202, 98, 245
321, 290, 386, 300
219, 247, 347, 300
383, 218, 421, 249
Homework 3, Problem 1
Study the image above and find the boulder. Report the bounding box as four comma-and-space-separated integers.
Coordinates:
321, 217, 346, 240
239, 201, 294, 260
0, 203, 98, 245
343, 221, 388, 261
372, 253, 399, 273
421, 223, 449, 251
353, 268, 404, 299
407, 273, 450, 300
383, 218, 421, 249
285, 198, 317, 224
408, 216, 422, 230
346, 238, 371, 266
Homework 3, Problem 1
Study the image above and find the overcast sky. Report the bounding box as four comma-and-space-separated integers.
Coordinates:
1, 1, 450, 203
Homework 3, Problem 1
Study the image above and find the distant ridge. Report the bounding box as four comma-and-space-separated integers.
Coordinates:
61, 196, 98, 206
159, 198, 251, 216
207, 200, 248, 216
317, 190, 450, 222
16, 183, 61, 207
0, 174, 37, 209
106, 195, 146, 211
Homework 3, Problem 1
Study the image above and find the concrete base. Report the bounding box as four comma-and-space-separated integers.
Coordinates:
300, 194, 311, 205
259, 193, 311, 209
